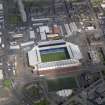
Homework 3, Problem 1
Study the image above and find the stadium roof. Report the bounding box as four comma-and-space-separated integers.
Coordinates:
38, 39, 65, 46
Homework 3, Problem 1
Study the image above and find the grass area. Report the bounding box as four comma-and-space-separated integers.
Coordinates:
25, 86, 40, 97
41, 52, 68, 62
34, 99, 49, 105
8, 15, 22, 25
69, 101, 78, 105
91, 0, 103, 6
46, 76, 77, 91
98, 51, 105, 65
3, 80, 12, 88
23, 85, 46, 104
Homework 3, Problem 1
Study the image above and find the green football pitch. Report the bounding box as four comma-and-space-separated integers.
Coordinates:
41, 52, 68, 62
46, 76, 77, 91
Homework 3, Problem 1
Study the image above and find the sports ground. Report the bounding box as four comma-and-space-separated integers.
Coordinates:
46, 76, 77, 91
40, 47, 70, 62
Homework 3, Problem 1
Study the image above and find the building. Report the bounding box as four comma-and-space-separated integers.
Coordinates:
39, 25, 62, 41
39, 26, 50, 40
28, 39, 82, 78
0, 3, 3, 10
0, 69, 3, 80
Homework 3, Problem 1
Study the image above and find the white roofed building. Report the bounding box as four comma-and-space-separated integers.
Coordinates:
39, 26, 50, 40
0, 4, 3, 10
0, 69, 3, 80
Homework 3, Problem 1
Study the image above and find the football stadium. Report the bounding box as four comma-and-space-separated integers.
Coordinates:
28, 39, 82, 77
